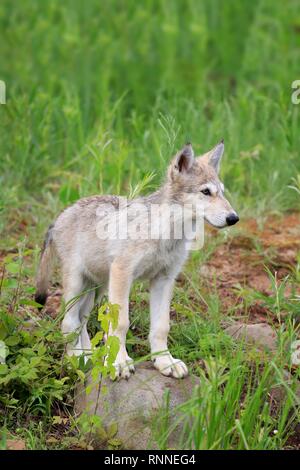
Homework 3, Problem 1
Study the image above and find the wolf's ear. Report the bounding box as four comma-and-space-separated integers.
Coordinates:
204, 140, 224, 174
173, 143, 195, 174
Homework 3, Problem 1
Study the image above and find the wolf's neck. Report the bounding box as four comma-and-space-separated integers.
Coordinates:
137, 182, 175, 205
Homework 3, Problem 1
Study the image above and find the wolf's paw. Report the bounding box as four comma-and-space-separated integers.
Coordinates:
112, 351, 135, 380
152, 353, 188, 379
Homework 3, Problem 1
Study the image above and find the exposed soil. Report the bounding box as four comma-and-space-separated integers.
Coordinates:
200, 212, 300, 323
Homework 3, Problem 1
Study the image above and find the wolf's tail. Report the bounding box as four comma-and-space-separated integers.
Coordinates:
35, 224, 55, 308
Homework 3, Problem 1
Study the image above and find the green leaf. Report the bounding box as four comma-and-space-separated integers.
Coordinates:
37, 344, 47, 356
105, 335, 120, 369
19, 298, 44, 308
97, 427, 108, 441
5, 262, 20, 274
2, 278, 18, 289
77, 369, 85, 382
5, 335, 21, 346
107, 422, 118, 438
91, 331, 103, 348
52, 416, 68, 425
0, 325, 8, 341
0, 364, 8, 375
108, 438, 122, 448
98, 304, 107, 319
100, 315, 109, 334
109, 304, 119, 331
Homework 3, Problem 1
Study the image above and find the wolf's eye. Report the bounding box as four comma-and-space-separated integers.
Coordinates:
201, 188, 211, 196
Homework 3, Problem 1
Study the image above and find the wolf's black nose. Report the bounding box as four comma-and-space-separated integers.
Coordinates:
226, 213, 239, 226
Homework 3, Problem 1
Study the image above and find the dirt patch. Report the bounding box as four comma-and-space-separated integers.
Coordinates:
200, 213, 300, 323
6, 439, 26, 450
45, 287, 63, 318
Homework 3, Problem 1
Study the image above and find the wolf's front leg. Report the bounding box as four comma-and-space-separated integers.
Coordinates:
149, 275, 188, 379
108, 260, 134, 379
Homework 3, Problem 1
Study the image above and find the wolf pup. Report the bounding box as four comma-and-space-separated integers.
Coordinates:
35, 141, 239, 379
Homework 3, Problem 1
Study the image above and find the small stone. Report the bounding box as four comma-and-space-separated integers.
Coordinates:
225, 322, 277, 352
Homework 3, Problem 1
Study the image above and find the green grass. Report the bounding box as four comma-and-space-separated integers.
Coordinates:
1, 248, 299, 450
1, 0, 300, 236
0, 0, 300, 450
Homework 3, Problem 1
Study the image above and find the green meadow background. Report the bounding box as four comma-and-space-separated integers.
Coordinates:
0, 0, 300, 240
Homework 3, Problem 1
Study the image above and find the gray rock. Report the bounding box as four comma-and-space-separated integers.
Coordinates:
76, 361, 199, 450
225, 322, 277, 352
269, 370, 300, 405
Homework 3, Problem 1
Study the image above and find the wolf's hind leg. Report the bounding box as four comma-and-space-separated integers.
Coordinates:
61, 272, 85, 357
149, 275, 188, 379
79, 289, 95, 357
